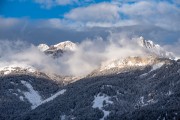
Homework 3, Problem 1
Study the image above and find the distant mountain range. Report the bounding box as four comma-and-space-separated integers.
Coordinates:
37, 36, 174, 59
0, 37, 180, 120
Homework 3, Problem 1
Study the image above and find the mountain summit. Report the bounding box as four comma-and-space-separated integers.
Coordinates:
53, 41, 77, 51
138, 36, 174, 59
38, 41, 77, 58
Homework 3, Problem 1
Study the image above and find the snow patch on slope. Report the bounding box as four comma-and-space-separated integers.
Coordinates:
92, 93, 113, 120
150, 62, 164, 72
32, 89, 66, 109
21, 80, 42, 109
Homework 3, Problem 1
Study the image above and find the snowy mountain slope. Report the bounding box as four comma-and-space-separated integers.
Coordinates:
98, 56, 170, 72
1, 55, 180, 120
0, 63, 77, 85
16, 58, 180, 120
0, 74, 61, 120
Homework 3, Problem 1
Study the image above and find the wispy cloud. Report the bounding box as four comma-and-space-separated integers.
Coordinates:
65, 2, 120, 23
0, 32, 175, 76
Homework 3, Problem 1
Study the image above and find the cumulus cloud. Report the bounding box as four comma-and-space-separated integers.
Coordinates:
65, 2, 120, 23
119, 1, 180, 31
63, 1, 180, 31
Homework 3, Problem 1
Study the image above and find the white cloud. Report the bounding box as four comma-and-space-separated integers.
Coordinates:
65, 2, 120, 22
63, 1, 180, 31
120, 1, 154, 16
119, 1, 180, 31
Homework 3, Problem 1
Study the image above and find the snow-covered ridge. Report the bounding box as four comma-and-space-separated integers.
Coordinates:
100, 56, 166, 71
0, 64, 36, 75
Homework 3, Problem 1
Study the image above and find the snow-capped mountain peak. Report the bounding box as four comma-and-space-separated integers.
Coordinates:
38, 44, 49, 52
138, 36, 160, 49
137, 36, 174, 59
37, 41, 77, 58
53, 41, 77, 51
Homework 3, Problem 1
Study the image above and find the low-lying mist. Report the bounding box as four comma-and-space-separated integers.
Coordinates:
0, 33, 178, 76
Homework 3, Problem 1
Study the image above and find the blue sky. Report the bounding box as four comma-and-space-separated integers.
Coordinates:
1, 0, 178, 18
0, 0, 180, 48
1, 0, 110, 18
1, 0, 75, 18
